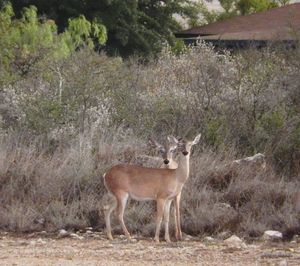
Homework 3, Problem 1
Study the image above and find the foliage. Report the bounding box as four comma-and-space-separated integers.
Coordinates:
0, 5, 300, 236
9, 0, 201, 57
16, 49, 121, 134
198, 0, 291, 24
0, 132, 299, 238
66, 15, 107, 49
0, 3, 107, 85
236, 0, 279, 15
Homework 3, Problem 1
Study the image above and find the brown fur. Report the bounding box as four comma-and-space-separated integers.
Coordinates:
103, 134, 201, 243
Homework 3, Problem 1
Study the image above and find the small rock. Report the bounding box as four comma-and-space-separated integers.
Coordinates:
183, 234, 193, 241
85, 227, 93, 231
92, 234, 101, 239
58, 229, 69, 238
29, 240, 36, 246
30, 238, 46, 246
215, 203, 232, 209
217, 231, 232, 240
203, 236, 215, 242
225, 235, 242, 243
224, 235, 247, 248
292, 234, 299, 243
36, 238, 47, 245
70, 233, 84, 240
278, 259, 288, 266
262, 230, 283, 241
17, 240, 29, 246
35, 218, 45, 225
85, 230, 93, 234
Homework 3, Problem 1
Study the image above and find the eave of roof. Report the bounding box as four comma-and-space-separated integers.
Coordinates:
176, 3, 300, 40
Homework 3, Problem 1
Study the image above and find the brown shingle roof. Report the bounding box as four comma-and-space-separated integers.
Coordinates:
177, 3, 300, 40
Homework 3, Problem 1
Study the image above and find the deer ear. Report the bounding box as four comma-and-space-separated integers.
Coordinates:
192, 134, 201, 145
148, 137, 162, 149
167, 135, 179, 145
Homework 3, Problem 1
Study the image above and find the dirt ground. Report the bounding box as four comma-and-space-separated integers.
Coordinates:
0, 232, 300, 266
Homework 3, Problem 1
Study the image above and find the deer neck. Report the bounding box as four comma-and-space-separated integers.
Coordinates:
176, 153, 190, 183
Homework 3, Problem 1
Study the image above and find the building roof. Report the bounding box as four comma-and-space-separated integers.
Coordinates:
176, 3, 300, 41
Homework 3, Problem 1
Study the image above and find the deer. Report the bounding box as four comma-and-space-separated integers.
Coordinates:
148, 136, 184, 240
101, 137, 179, 237
148, 137, 178, 169
133, 137, 178, 169
103, 134, 201, 243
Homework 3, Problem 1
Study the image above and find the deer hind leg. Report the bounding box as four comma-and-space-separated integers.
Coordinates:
174, 192, 182, 241
116, 192, 131, 240
154, 198, 166, 243
164, 199, 172, 242
104, 195, 117, 240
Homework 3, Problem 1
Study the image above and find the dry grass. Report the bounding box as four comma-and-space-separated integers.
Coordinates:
0, 131, 299, 240
0, 43, 300, 239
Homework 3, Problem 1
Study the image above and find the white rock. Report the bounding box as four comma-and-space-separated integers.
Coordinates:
30, 238, 46, 245
58, 229, 69, 237
183, 234, 193, 241
215, 203, 232, 210
224, 235, 247, 248
35, 218, 45, 225
217, 231, 232, 240
36, 238, 47, 245
29, 240, 36, 246
262, 230, 283, 241
203, 236, 215, 242
70, 233, 84, 240
292, 234, 299, 242
278, 259, 288, 266
225, 235, 242, 243
17, 240, 29, 246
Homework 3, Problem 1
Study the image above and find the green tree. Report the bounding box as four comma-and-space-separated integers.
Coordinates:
0, 3, 106, 84
236, 0, 279, 15
9, 0, 200, 57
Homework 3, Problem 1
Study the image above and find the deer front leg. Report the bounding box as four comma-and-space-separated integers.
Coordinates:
164, 199, 172, 242
174, 192, 182, 241
154, 198, 166, 243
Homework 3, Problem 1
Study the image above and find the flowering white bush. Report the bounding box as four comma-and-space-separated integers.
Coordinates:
0, 42, 300, 234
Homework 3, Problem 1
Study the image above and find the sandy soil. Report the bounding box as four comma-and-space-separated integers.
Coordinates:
0, 232, 300, 266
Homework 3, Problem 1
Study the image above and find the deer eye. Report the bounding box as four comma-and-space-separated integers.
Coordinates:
159, 149, 165, 154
